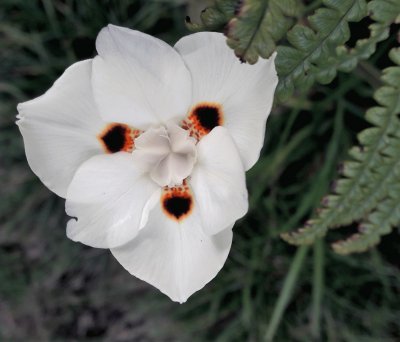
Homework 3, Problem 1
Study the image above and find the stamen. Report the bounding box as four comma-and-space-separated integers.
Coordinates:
181, 102, 223, 140
98, 123, 141, 153
161, 181, 193, 221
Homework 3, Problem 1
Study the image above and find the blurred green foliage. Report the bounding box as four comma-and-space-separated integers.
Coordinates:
1, 0, 399, 341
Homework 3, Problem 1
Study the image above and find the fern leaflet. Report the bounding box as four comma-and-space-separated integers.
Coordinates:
281, 48, 400, 252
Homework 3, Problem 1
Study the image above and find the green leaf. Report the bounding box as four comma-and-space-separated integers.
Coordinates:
225, 0, 303, 63
188, 0, 393, 96
369, 0, 400, 24
332, 183, 400, 254
187, 0, 303, 64
281, 48, 400, 252
185, 0, 237, 31
276, 0, 368, 100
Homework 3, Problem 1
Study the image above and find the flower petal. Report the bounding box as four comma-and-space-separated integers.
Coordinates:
17, 60, 105, 198
66, 153, 159, 249
111, 199, 233, 303
92, 25, 192, 129
190, 126, 248, 235
175, 32, 278, 170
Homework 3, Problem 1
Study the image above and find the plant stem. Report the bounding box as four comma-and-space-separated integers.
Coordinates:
355, 61, 383, 89
264, 245, 309, 341
311, 238, 324, 339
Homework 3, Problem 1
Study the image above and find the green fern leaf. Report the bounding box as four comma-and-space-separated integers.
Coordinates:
276, 0, 368, 100
335, 23, 388, 73
333, 183, 400, 254
186, 0, 302, 64
334, 0, 400, 73
225, 0, 303, 63
281, 48, 400, 249
369, 0, 400, 24
187, 0, 395, 94
185, 0, 237, 32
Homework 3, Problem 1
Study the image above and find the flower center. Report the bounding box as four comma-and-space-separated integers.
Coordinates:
132, 123, 197, 187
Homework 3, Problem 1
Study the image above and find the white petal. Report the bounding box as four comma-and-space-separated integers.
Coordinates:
175, 32, 278, 170
132, 126, 171, 172
111, 201, 233, 303
66, 153, 159, 249
17, 60, 105, 198
132, 124, 196, 187
92, 25, 192, 129
190, 126, 248, 235
166, 122, 197, 155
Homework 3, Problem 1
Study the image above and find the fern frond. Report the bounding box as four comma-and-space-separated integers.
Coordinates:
225, 0, 303, 63
276, 0, 368, 100
332, 120, 400, 226
332, 183, 400, 254
369, 0, 400, 24
185, 0, 237, 32
276, 0, 400, 100
335, 24, 388, 74
281, 47, 400, 249
187, 0, 394, 88
335, 0, 400, 73
186, 0, 302, 64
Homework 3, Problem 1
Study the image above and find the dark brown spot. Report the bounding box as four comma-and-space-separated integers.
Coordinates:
101, 125, 127, 153
163, 195, 192, 220
98, 124, 135, 153
161, 182, 193, 222
193, 105, 221, 132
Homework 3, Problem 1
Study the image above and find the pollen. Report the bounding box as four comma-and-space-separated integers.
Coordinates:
161, 181, 193, 221
182, 102, 224, 140
98, 123, 141, 153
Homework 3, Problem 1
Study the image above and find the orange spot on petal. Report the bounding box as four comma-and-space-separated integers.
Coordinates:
181, 102, 224, 140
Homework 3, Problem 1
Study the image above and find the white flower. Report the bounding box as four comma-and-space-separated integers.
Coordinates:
17, 25, 278, 303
